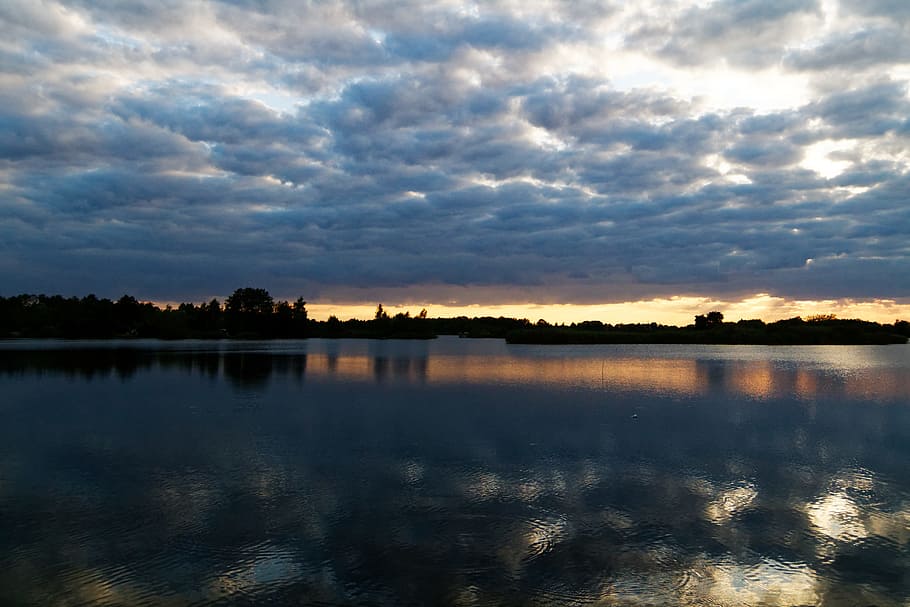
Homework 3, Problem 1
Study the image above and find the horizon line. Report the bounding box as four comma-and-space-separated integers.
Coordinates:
138, 292, 910, 326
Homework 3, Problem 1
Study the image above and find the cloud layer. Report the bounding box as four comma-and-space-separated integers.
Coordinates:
2, 0, 909, 305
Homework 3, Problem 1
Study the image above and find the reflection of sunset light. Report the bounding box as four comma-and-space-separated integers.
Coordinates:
299, 353, 708, 395
267, 350, 910, 402
727, 363, 776, 399
844, 371, 910, 402
794, 369, 817, 400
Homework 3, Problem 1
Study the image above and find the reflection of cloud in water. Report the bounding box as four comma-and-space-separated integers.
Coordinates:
577, 459, 604, 492
399, 459, 425, 485
152, 472, 223, 533
705, 483, 758, 524
523, 514, 572, 562
807, 492, 868, 543
516, 479, 545, 502
594, 557, 821, 606
459, 463, 608, 506
805, 471, 910, 549
867, 507, 910, 546
208, 545, 301, 600
694, 558, 819, 606
494, 509, 573, 577
461, 470, 504, 502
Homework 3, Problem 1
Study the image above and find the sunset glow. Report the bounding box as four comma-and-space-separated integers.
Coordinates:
304, 294, 910, 325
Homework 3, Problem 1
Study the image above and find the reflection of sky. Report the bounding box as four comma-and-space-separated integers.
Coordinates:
1, 340, 909, 605
294, 351, 910, 402
4, 338, 908, 401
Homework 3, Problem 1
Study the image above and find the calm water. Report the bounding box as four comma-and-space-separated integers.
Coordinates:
1, 338, 909, 606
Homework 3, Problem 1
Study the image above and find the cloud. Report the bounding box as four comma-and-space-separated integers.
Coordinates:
625, 0, 822, 68
809, 80, 910, 138
785, 27, 910, 71
0, 0, 908, 308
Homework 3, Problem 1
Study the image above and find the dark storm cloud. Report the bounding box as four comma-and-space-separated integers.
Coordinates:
113, 92, 324, 146
785, 27, 910, 71
809, 80, 910, 138
627, 0, 821, 68
724, 140, 802, 167
1, 0, 909, 304
382, 16, 559, 62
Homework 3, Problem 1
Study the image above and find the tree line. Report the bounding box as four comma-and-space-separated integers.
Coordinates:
509, 311, 910, 345
0, 289, 908, 344
0, 287, 507, 339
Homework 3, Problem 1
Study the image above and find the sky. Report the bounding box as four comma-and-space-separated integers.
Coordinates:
2, 0, 910, 323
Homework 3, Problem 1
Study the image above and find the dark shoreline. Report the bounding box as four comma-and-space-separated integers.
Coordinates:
3, 290, 909, 345
503, 329, 908, 345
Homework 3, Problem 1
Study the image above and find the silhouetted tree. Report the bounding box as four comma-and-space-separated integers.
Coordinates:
226, 288, 274, 315
114, 295, 143, 335
894, 320, 910, 338
203, 299, 223, 334
291, 297, 308, 337
274, 300, 293, 336
807, 314, 837, 322
225, 287, 274, 336
293, 297, 307, 321
375, 304, 389, 320
696, 311, 724, 329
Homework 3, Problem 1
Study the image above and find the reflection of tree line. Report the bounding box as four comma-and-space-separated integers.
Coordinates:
0, 288, 437, 339
0, 350, 293, 386
0, 349, 431, 386
371, 355, 429, 383
4, 349, 910, 400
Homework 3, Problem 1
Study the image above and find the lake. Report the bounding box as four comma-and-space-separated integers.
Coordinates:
1, 338, 909, 606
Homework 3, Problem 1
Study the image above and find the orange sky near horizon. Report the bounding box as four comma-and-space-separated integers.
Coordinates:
153, 292, 910, 326
307, 294, 910, 325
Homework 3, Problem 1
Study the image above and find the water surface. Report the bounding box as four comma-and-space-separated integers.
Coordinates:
1, 338, 909, 605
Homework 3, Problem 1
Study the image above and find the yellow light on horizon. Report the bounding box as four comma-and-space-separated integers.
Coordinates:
305, 294, 910, 325
145, 293, 910, 326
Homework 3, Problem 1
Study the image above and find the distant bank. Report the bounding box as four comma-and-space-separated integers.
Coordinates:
503, 321, 909, 346
1, 290, 908, 344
